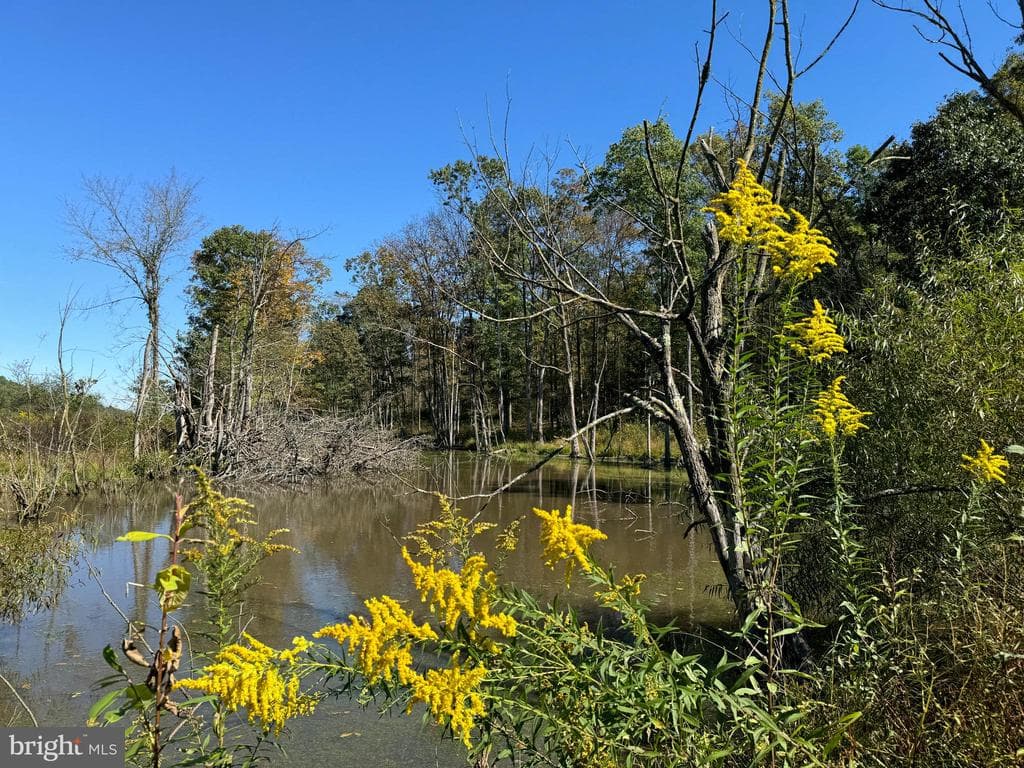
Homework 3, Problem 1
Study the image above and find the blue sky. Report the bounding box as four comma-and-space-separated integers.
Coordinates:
0, 1, 1018, 405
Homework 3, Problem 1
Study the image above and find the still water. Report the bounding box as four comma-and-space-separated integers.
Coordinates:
0, 454, 730, 765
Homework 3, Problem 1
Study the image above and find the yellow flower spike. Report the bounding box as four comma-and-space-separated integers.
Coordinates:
277, 635, 312, 663
596, 573, 647, 608
314, 595, 436, 684
704, 161, 837, 282
812, 376, 871, 439
409, 660, 488, 748
533, 505, 608, 583
785, 299, 848, 363
175, 635, 316, 735
961, 439, 1010, 484
703, 159, 788, 246
770, 210, 837, 281
401, 548, 516, 639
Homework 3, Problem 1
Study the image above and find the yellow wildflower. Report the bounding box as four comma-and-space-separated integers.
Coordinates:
402, 548, 516, 638
277, 635, 312, 662
703, 159, 788, 246
495, 519, 520, 552
961, 439, 1010, 484
533, 505, 607, 582
314, 595, 437, 684
769, 211, 837, 281
409, 659, 487, 748
184, 470, 297, 564
785, 299, 847, 363
595, 573, 646, 608
812, 376, 871, 439
175, 634, 316, 735
704, 161, 836, 282
403, 494, 494, 566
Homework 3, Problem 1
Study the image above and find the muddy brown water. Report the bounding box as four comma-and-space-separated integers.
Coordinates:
0, 453, 730, 765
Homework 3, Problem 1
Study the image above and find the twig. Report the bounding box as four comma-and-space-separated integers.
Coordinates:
0, 672, 39, 727
856, 484, 966, 504
398, 407, 636, 510
84, 552, 154, 654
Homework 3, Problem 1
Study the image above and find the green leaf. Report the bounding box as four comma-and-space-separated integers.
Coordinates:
88, 686, 127, 725
103, 709, 127, 724
1004, 444, 1024, 455
125, 684, 154, 704
153, 564, 192, 610
117, 531, 173, 543
176, 694, 219, 708
102, 645, 125, 674
824, 711, 862, 756
125, 740, 146, 760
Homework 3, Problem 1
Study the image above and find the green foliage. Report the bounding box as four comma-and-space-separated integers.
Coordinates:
91, 471, 299, 766
182, 469, 297, 643
869, 78, 1024, 269
187, 225, 326, 334
0, 520, 77, 622
291, 499, 858, 766
841, 233, 1024, 582
589, 117, 702, 230
302, 305, 371, 413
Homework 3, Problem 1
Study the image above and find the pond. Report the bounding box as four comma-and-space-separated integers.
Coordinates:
0, 453, 731, 766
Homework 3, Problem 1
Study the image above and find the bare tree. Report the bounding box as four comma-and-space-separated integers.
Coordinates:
450, 0, 868, 666
875, 0, 1024, 128
66, 171, 200, 458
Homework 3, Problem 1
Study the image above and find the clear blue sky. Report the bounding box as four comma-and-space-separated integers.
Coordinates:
0, 1, 1018, 405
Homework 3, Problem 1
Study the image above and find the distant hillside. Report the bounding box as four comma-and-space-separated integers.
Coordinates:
0, 373, 128, 417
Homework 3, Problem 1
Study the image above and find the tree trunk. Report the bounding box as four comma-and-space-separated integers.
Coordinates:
558, 301, 580, 459
200, 324, 219, 442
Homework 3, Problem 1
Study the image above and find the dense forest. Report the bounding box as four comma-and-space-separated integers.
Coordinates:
2, 1, 1024, 766
6, 52, 1022, 482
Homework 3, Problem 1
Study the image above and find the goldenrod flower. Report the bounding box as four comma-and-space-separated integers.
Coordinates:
175, 634, 316, 735
402, 548, 517, 638
184, 469, 297, 563
409, 659, 487, 748
813, 376, 870, 439
961, 439, 1010, 484
704, 159, 787, 246
277, 635, 312, 662
533, 505, 607, 582
704, 161, 836, 282
314, 596, 436, 685
770, 211, 837, 281
595, 573, 646, 608
785, 300, 847, 363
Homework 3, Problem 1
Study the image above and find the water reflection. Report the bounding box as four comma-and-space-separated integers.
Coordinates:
0, 454, 731, 764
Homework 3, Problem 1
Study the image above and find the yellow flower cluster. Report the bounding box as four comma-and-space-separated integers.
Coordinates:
785, 299, 848, 363
595, 573, 646, 608
403, 494, 497, 566
703, 158, 786, 244
704, 160, 837, 281
408, 659, 487, 748
772, 211, 836, 281
534, 505, 608, 582
316, 590, 493, 746
402, 548, 517, 637
961, 439, 1010, 484
812, 376, 871, 439
184, 469, 297, 562
277, 635, 312, 662
175, 634, 316, 735
313, 596, 437, 684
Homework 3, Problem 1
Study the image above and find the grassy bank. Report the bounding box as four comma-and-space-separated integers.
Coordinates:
479, 422, 687, 469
